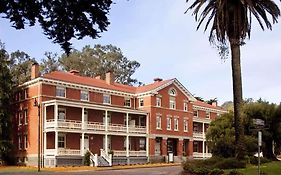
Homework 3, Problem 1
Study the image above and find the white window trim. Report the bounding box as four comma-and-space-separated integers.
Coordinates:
206, 111, 211, 119
103, 94, 111, 104
184, 102, 188, 111
18, 112, 22, 126
169, 98, 176, 109
80, 90, 89, 101
24, 134, 28, 149
24, 109, 28, 125
167, 116, 172, 130
156, 97, 161, 107
56, 86, 66, 98
169, 88, 177, 96
139, 98, 144, 107
174, 117, 179, 131
58, 134, 66, 148
184, 119, 188, 132
58, 108, 66, 120
156, 115, 162, 130
124, 98, 131, 107
18, 135, 22, 150
193, 110, 198, 117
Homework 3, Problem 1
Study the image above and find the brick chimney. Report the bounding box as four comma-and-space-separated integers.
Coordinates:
31, 62, 40, 79
212, 101, 217, 107
69, 70, 80, 76
95, 75, 101, 80
105, 71, 114, 85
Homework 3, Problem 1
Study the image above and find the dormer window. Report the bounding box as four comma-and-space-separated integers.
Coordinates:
80, 90, 89, 101
139, 98, 144, 107
103, 94, 111, 104
124, 98, 131, 107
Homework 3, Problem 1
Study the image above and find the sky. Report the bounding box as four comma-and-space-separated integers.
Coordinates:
0, 0, 281, 105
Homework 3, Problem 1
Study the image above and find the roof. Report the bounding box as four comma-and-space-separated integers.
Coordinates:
135, 79, 172, 93
193, 100, 225, 111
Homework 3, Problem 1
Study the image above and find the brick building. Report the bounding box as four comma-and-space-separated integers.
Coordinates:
13, 63, 226, 167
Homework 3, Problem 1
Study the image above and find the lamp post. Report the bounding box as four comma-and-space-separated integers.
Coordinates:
34, 98, 40, 172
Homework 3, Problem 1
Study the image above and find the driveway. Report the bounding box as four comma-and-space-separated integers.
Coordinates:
0, 165, 182, 175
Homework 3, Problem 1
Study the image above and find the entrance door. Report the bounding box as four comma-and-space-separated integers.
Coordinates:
155, 139, 161, 156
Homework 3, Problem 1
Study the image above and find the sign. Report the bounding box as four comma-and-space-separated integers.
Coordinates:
258, 131, 262, 146
253, 119, 265, 127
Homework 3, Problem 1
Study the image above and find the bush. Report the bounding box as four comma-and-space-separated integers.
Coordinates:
83, 151, 91, 166
214, 158, 246, 169
182, 160, 210, 175
249, 156, 271, 165
209, 168, 224, 175
227, 170, 244, 175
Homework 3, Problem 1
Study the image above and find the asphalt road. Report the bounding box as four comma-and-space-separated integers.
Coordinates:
0, 165, 182, 175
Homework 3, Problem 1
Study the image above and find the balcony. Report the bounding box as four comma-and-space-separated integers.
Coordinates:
193, 131, 204, 139
45, 119, 146, 134
113, 150, 147, 157
45, 148, 81, 156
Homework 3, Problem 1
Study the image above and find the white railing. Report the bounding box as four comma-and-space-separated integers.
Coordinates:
100, 149, 112, 166
193, 131, 204, 138
58, 149, 81, 156
45, 119, 146, 134
87, 149, 98, 167
129, 150, 147, 157
44, 149, 56, 155
86, 122, 105, 131
193, 152, 212, 159
113, 150, 127, 157
129, 126, 146, 134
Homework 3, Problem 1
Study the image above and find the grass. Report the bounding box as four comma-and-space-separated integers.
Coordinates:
225, 161, 281, 175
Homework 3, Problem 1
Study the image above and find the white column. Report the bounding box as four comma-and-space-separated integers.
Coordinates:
126, 113, 129, 133
146, 114, 149, 134
105, 134, 108, 154
105, 110, 108, 154
54, 103, 58, 127
146, 137, 149, 157
55, 131, 58, 156
82, 107, 85, 129
44, 132, 47, 156
126, 136, 129, 157
81, 133, 85, 156
202, 122, 205, 159
43, 105, 47, 130
105, 110, 108, 132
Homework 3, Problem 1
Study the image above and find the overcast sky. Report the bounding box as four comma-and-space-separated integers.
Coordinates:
0, 0, 281, 105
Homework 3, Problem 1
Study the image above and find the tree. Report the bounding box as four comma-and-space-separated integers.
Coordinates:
40, 52, 60, 75
0, 41, 14, 164
59, 44, 141, 85
8, 50, 36, 85
186, 0, 280, 159
0, 0, 112, 53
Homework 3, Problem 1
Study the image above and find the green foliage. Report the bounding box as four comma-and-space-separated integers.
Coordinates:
227, 170, 244, 175
209, 169, 224, 175
83, 151, 91, 166
249, 156, 271, 165
40, 52, 60, 74
59, 44, 141, 85
0, 1, 112, 53
214, 158, 246, 169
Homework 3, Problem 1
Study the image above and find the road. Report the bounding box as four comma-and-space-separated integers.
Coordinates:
0, 165, 182, 175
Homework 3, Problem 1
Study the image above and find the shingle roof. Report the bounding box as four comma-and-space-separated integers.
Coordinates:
193, 100, 225, 111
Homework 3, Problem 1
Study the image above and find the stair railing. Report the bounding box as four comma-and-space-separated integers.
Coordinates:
87, 149, 98, 167
100, 149, 112, 166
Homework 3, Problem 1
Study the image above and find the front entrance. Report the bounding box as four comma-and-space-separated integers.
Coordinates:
167, 138, 178, 156
155, 138, 161, 156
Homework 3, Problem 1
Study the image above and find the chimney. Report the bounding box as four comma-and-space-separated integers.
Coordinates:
95, 75, 101, 80
212, 101, 217, 107
105, 71, 114, 85
31, 62, 40, 79
153, 78, 163, 82
69, 70, 80, 76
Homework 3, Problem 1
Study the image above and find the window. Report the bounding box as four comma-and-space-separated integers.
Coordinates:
139, 98, 144, 107
18, 135, 23, 150
156, 97, 161, 107
56, 87, 66, 97
24, 135, 28, 149
174, 117, 179, 131
169, 97, 176, 109
58, 108, 66, 120
58, 134, 65, 148
167, 116, 172, 130
169, 88, 177, 96
24, 89, 28, 99
80, 90, 89, 101
103, 94, 111, 104
156, 115, 162, 129
206, 111, 210, 119
139, 138, 146, 150
18, 112, 22, 126
193, 110, 198, 117
124, 98, 131, 107
193, 123, 199, 132
24, 109, 28, 125
184, 102, 188, 111
184, 119, 188, 132
193, 141, 199, 152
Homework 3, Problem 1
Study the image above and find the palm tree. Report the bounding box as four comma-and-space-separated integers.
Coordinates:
186, 0, 280, 158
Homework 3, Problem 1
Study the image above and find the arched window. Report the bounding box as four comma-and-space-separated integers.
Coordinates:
169, 88, 177, 96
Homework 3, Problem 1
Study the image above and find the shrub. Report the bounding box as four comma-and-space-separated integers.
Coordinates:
214, 158, 246, 169
227, 170, 244, 175
182, 160, 211, 175
83, 151, 91, 166
209, 168, 224, 175
249, 156, 271, 165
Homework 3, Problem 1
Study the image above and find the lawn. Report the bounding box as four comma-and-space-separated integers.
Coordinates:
225, 161, 281, 175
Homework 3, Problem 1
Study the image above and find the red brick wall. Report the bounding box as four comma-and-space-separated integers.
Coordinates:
111, 112, 124, 125
66, 88, 80, 100
89, 134, 103, 154
88, 109, 103, 123
111, 136, 124, 150
47, 132, 55, 149
66, 133, 80, 149
46, 106, 54, 120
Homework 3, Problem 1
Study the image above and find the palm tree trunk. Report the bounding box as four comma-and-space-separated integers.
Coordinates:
230, 40, 244, 159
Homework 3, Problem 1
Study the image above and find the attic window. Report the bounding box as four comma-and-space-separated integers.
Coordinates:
169, 88, 177, 96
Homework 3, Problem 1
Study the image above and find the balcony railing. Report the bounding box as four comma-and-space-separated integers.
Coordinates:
193, 152, 212, 159
45, 119, 146, 134
44, 148, 81, 156
113, 150, 147, 157
193, 131, 204, 138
